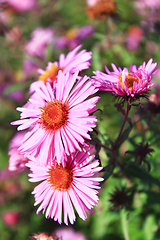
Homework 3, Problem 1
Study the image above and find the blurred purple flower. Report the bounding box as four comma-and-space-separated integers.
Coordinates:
54, 25, 94, 50
7, 90, 25, 103
54, 227, 88, 240
23, 58, 37, 76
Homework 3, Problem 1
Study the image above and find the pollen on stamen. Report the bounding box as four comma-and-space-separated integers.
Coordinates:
118, 73, 139, 89
46, 163, 73, 191
39, 100, 69, 132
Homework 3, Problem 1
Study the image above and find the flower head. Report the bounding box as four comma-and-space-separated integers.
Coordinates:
30, 45, 92, 91
109, 187, 132, 210
30, 233, 58, 240
11, 71, 99, 165
26, 145, 103, 225
92, 59, 157, 98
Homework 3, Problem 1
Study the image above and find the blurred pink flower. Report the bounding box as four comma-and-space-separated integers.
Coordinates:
86, 0, 99, 7
26, 144, 103, 225
92, 59, 157, 97
24, 27, 54, 58
11, 71, 99, 165
0, 167, 15, 180
30, 45, 92, 90
125, 25, 144, 51
54, 227, 88, 240
8, 0, 36, 12
2, 211, 19, 226
135, 0, 160, 10
8, 131, 28, 172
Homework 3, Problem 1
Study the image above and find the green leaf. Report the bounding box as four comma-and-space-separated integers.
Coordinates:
91, 46, 102, 71
143, 215, 155, 240
146, 190, 160, 205
123, 163, 160, 188
101, 164, 115, 185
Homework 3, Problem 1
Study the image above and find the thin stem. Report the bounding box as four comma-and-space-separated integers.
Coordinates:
91, 138, 112, 152
113, 102, 131, 150
121, 209, 130, 240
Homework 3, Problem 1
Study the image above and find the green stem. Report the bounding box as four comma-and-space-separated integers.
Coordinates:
120, 209, 130, 240
113, 102, 131, 150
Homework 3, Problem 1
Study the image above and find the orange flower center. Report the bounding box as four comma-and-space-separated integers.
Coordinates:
46, 164, 73, 191
66, 28, 79, 40
39, 100, 69, 132
118, 73, 139, 90
39, 63, 60, 85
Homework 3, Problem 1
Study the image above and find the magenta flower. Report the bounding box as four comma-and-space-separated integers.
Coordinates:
92, 59, 157, 97
11, 71, 99, 165
26, 145, 103, 225
8, 131, 28, 172
30, 45, 92, 91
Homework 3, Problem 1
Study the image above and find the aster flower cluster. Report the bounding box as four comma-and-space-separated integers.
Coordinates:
10, 45, 103, 225
10, 43, 158, 227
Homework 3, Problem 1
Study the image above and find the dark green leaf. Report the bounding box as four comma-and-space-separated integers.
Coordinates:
123, 163, 160, 188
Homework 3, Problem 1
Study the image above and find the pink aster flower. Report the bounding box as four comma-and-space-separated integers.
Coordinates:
8, 131, 28, 172
26, 145, 103, 225
54, 227, 88, 240
30, 45, 92, 92
11, 71, 99, 165
92, 59, 157, 97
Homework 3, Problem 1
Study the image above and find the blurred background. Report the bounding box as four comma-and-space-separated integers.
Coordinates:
1, 0, 160, 239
